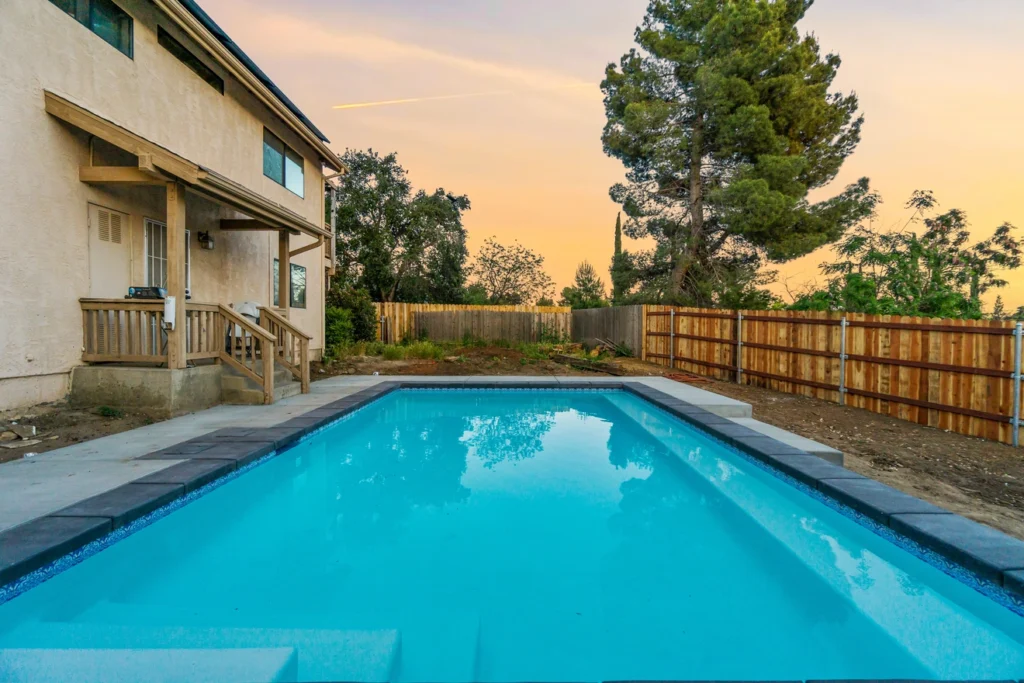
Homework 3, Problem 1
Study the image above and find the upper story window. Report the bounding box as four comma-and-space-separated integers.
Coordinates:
262, 129, 304, 198
50, 0, 133, 58
158, 27, 223, 94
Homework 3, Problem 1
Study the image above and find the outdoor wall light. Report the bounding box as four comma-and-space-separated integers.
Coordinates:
198, 231, 215, 250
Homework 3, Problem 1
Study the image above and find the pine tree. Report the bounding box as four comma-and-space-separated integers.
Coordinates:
609, 212, 632, 303
560, 262, 610, 309
602, 0, 879, 307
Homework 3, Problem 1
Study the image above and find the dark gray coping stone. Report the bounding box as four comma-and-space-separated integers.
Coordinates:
732, 435, 811, 458
763, 454, 865, 488
133, 459, 236, 493
0, 516, 112, 585
142, 441, 217, 458
889, 513, 1024, 585
816, 478, 947, 525
1001, 569, 1024, 597
202, 427, 304, 449
138, 440, 275, 463
50, 483, 184, 530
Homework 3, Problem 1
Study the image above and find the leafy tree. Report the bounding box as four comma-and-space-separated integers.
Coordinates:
601, 0, 878, 307
560, 261, 610, 309
990, 297, 1024, 322
462, 282, 491, 305
790, 191, 1022, 318
333, 149, 470, 302
536, 297, 556, 307
467, 238, 554, 304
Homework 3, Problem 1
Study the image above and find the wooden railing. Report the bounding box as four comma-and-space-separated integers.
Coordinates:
81, 299, 166, 363
259, 307, 311, 393
80, 299, 281, 405
219, 304, 276, 404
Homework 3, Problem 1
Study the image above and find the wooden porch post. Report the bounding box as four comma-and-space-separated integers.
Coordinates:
278, 230, 291, 318
166, 182, 188, 369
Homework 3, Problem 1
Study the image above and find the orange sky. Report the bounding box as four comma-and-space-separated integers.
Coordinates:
204, 0, 1024, 309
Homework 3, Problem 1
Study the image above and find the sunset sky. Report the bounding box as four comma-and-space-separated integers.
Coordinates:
203, 0, 1024, 308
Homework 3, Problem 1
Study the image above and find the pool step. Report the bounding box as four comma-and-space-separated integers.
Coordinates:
0, 624, 400, 683
64, 600, 479, 682
0, 647, 298, 683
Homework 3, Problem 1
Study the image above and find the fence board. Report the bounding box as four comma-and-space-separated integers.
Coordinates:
642, 305, 1021, 447
571, 306, 645, 357
373, 303, 569, 342
412, 310, 571, 343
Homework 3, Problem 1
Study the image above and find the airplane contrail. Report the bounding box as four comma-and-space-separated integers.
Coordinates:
333, 83, 594, 111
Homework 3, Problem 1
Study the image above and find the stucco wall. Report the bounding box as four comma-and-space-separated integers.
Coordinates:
0, 0, 328, 410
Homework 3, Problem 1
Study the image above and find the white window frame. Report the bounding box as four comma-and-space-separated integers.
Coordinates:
144, 218, 190, 296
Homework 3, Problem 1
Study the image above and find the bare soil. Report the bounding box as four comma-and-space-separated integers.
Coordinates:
312, 345, 606, 379
695, 379, 1024, 540
0, 403, 156, 464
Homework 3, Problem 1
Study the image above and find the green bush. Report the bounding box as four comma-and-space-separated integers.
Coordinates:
324, 307, 354, 358
97, 406, 123, 418
326, 286, 377, 342
405, 341, 445, 360
382, 345, 406, 360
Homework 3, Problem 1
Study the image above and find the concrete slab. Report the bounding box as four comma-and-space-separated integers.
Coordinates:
729, 417, 844, 465
0, 376, 749, 534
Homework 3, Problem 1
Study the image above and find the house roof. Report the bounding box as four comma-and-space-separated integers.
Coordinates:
177, 0, 331, 145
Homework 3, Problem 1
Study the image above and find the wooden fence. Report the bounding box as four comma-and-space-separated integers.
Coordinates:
413, 310, 571, 343
572, 306, 646, 357
644, 306, 1024, 446
374, 303, 570, 343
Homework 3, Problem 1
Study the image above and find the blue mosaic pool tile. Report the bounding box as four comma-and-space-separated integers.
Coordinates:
889, 513, 1024, 585
816, 477, 947, 525
0, 516, 112, 585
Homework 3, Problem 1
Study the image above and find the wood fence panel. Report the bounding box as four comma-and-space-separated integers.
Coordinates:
412, 310, 571, 343
643, 305, 1020, 446
373, 303, 570, 342
571, 306, 645, 357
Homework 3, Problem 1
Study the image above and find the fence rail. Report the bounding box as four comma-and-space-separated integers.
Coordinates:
644, 306, 1024, 446
374, 303, 570, 343
413, 310, 571, 343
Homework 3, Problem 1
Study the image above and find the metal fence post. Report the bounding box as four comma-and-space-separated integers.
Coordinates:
668, 309, 675, 369
736, 311, 744, 384
838, 316, 848, 406
1013, 322, 1023, 448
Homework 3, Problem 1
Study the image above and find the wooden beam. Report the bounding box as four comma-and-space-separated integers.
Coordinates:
166, 182, 188, 369
278, 231, 291, 318
289, 236, 323, 258
45, 91, 200, 184
138, 153, 156, 173
220, 219, 282, 231
79, 166, 165, 185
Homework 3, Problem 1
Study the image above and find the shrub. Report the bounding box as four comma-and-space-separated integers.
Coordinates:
97, 406, 123, 418
404, 341, 445, 360
324, 307, 354, 358
382, 345, 406, 361
326, 286, 377, 342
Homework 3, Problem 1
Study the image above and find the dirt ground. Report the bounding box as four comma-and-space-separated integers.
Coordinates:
312, 345, 608, 379
0, 404, 156, 464
695, 379, 1024, 540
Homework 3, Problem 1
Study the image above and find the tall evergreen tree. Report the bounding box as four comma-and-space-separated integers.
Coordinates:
602, 0, 879, 307
560, 261, 610, 309
609, 212, 632, 303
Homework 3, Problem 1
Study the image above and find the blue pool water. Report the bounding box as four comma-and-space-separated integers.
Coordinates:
3, 389, 1024, 681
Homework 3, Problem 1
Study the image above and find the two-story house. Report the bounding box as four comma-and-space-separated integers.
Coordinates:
0, 0, 343, 414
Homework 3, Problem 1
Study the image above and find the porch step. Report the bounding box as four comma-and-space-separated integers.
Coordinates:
220, 364, 301, 405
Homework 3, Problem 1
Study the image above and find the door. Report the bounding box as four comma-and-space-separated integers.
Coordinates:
88, 204, 130, 298
144, 218, 190, 296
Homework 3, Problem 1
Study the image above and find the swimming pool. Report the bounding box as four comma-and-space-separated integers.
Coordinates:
2, 387, 1024, 681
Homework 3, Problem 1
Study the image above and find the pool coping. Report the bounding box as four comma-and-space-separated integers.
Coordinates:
4, 379, 1024, 611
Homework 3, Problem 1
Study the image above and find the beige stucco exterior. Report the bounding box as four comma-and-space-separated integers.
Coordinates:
0, 0, 335, 410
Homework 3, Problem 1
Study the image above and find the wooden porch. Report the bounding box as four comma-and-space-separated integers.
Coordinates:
80, 299, 311, 404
